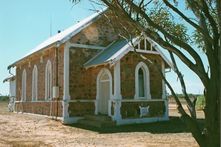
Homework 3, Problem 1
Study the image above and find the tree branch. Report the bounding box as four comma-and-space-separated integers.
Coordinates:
115, 0, 209, 85
200, 0, 219, 39
143, 50, 205, 146
199, 13, 215, 75
185, 0, 201, 17
122, 0, 207, 80
102, 0, 209, 86
168, 51, 196, 118
162, 0, 213, 44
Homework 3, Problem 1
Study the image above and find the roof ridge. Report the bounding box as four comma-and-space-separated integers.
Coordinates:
9, 8, 108, 68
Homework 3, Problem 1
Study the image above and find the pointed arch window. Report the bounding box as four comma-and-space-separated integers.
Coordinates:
45, 60, 52, 100
135, 62, 151, 99
32, 65, 38, 101
21, 69, 27, 101
138, 68, 145, 97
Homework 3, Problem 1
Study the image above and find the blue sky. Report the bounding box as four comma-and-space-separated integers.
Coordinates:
0, 0, 204, 95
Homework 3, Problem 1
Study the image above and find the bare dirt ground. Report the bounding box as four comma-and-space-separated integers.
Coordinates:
0, 101, 203, 147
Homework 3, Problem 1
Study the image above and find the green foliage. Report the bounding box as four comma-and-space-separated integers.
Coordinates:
0, 96, 9, 101
195, 95, 205, 110
148, 6, 190, 43
192, 11, 219, 52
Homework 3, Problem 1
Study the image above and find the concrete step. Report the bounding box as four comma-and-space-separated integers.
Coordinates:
77, 115, 116, 128
78, 119, 103, 128
84, 115, 112, 121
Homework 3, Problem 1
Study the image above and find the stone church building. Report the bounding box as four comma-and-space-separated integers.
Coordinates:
7, 9, 172, 125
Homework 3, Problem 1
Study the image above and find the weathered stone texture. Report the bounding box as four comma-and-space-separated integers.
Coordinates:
69, 48, 114, 100
16, 46, 64, 101
70, 11, 130, 47
68, 102, 95, 117
121, 101, 165, 118
15, 101, 62, 117
120, 52, 163, 99
15, 46, 64, 116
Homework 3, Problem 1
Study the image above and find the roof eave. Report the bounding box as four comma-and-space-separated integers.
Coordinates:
84, 61, 109, 69
8, 42, 57, 69
8, 8, 108, 70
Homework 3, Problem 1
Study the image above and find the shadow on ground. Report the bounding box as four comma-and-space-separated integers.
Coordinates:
69, 117, 205, 134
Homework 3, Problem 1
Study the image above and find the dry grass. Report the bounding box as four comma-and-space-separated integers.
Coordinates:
0, 101, 202, 147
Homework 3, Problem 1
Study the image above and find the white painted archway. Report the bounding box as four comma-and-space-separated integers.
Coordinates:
95, 68, 113, 116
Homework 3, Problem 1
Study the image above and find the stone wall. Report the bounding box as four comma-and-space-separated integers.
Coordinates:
68, 101, 95, 117
68, 10, 164, 100
68, 47, 164, 117
70, 15, 118, 46
15, 101, 62, 117
69, 47, 114, 100
69, 47, 114, 115
69, 10, 135, 47
120, 52, 163, 99
15, 45, 64, 116
121, 100, 165, 119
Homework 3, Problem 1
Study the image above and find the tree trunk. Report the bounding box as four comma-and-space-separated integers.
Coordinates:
181, 114, 206, 147
97, 1, 220, 146
204, 62, 220, 147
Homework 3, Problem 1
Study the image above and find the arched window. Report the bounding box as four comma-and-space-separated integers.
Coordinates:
134, 62, 151, 99
21, 69, 27, 101
138, 68, 145, 97
45, 60, 52, 100
32, 65, 38, 101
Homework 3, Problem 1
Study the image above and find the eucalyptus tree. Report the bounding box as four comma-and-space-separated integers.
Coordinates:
71, 0, 220, 146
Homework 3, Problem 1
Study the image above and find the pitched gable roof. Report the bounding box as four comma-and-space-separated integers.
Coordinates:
26, 9, 107, 57
9, 8, 107, 68
84, 37, 173, 69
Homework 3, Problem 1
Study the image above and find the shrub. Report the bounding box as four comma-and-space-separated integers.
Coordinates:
195, 95, 205, 110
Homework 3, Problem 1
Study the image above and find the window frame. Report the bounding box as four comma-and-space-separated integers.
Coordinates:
21, 69, 27, 102
45, 60, 52, 100
134, 62, 151, 99
32, 65, 38, 101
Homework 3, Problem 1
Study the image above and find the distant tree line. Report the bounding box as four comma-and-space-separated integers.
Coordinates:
0, 96, 9, 101
168, 94, 205, 110
168, 94, 202, 99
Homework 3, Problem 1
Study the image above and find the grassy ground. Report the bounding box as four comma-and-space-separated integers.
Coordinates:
0, 101, 202, 147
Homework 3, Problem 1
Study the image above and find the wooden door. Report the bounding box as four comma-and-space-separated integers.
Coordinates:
98, 72, 110, 115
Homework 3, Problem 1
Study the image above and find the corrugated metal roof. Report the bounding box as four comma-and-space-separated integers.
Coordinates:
84, 39, 128, 68
84, 37, 173, 69
26, 9, 107, 58
9, 8, 107, 68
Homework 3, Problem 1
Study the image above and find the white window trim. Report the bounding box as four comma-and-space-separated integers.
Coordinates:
21, 69, 27, 102
134, 62, 151, 99
32, 65, 38, 101
45, 60, 52, 100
